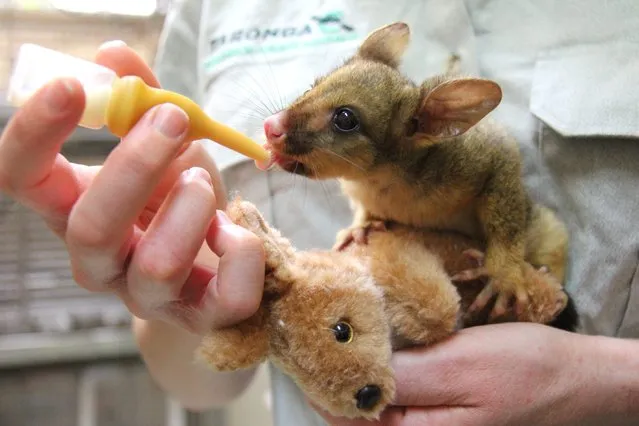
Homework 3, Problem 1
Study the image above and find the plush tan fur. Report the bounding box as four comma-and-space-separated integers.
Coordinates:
196, 198, 568, 420
197, 198, 394, 420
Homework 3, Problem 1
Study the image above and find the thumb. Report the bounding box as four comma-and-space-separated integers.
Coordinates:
390, 335, 475, 408
306, 397, 404, 426
309, 397, 473, 426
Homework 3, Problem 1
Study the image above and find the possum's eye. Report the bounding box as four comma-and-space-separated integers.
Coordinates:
332, 107, 360, 133
331, 321, 353, 343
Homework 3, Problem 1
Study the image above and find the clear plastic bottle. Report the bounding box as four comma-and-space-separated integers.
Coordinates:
5, 43, 270, 163
7, 43, 119, 129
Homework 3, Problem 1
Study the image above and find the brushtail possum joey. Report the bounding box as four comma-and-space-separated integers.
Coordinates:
261, 22, 570, 321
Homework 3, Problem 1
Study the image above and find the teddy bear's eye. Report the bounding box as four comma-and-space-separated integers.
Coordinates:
331, 321, 353, 343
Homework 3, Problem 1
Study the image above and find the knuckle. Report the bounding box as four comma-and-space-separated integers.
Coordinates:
65, 212, 114, 250
134, 242, 189, 286
121, 296, 153, 321
70, 262, 92, 290
119, 130, 181, 174
6, 112, 31, 145
121, 150, 163, 177
69, 259, 115, 293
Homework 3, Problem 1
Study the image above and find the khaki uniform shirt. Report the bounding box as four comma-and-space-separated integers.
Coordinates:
154, 1, 639, 424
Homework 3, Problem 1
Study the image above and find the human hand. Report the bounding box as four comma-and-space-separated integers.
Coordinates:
0, 41, 265, 335
314, 323, 632, 426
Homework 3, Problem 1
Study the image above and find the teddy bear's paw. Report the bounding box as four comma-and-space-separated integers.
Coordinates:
196, 326, 269, 372
333, 220, 388, 251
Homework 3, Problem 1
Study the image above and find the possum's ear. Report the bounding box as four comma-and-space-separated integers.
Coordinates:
415, 78, 502, 139
355, 22, 410, 68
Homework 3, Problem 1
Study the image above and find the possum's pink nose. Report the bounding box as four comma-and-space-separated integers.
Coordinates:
264, 111, 288, 150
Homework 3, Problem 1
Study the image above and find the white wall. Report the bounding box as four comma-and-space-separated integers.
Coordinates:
0, 8, 164, 128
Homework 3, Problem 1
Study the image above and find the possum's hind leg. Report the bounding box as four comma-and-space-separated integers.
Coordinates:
523, 204, 578, 330
525, 204, 569, 284
453, 204, 572, 325
458, 249, 569, 326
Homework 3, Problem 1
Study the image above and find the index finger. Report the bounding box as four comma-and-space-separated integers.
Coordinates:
0, 78, 86, 230
204, 210, 265, 328
94, 41, 161, 88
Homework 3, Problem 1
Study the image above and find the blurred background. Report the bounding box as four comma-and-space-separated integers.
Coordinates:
0, 1, 273, 425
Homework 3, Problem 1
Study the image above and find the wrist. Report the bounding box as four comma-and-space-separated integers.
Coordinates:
566, 333, 639, 425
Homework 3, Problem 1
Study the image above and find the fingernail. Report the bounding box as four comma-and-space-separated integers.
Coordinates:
152, 104, 189, 139
44, 79, 76, 112
98, 40, 127, 50
184, 166, 212, 184
216, 210, 234, 226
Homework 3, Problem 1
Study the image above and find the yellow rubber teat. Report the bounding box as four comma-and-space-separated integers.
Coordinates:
105, 76, 270, 163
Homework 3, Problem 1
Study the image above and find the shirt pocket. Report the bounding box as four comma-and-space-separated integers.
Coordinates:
530, 41, 639, 138
529, 41, 639, 337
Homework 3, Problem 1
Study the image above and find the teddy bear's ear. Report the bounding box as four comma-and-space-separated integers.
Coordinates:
226, 196, 296, 273
196, 310, 269, 371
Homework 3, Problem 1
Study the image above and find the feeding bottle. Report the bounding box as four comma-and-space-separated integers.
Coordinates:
6, 43, 270, 163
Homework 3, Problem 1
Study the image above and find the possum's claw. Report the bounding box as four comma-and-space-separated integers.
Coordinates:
333, 220, 387, 251
462, 248, 485, 264
454, 249, 568, 324
465, 281, 529, 321
451, 266, 489, 282
453, 249, 530, 320
450, 249, 489, 281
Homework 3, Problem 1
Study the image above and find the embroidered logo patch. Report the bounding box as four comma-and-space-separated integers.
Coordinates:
203, 11, 359, 70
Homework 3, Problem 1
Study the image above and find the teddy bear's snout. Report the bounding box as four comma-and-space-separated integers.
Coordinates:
355, 384, 382, 410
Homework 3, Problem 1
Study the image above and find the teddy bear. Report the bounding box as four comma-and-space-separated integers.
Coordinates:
195, 198, 577, 420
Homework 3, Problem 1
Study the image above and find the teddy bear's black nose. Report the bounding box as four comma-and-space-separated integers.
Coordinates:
355, 385, 382, 410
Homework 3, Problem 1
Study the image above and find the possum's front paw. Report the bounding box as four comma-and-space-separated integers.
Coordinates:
333, 220, 387, 251
453, 249, 568, 325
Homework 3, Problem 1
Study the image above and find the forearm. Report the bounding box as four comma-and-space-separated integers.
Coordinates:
567, 334, 639, 426
133, 316, 257, 411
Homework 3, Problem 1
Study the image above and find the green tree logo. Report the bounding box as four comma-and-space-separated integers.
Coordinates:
312, 11, 355, 34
